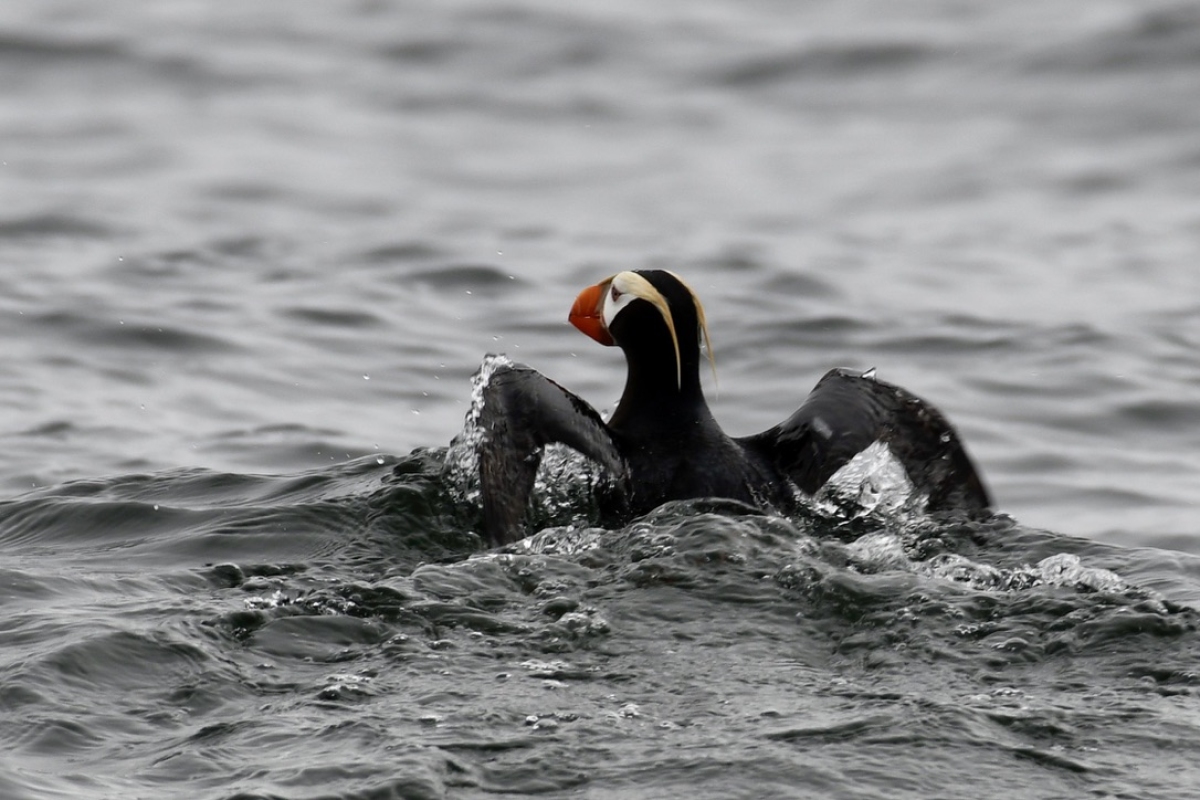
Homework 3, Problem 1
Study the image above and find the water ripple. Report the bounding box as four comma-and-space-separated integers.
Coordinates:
711, 40, 940, 87
0, 213, 115, 240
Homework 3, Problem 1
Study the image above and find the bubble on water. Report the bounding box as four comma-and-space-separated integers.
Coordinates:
326, 673, 370, 686
843, 531, 909, 572
516, 524, 603, 556
920, 550, 1132, 596
557, 609, 610, 637
245, 589, 289, 610
318, 672, 373, 701
1035, 553, 1127, 592
520, 659, 572, 676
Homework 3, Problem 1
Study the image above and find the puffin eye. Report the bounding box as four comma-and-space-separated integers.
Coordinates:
610, 285, 622, 302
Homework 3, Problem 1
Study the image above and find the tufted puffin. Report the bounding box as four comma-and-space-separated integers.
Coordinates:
471, 270, 990, 545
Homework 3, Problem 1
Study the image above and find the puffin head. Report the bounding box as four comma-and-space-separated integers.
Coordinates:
568, 270, 715, 390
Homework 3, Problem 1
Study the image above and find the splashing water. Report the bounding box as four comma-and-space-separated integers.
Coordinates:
443, 355, 608, 537
442, 353, 515, 507
812, 440, 928, 522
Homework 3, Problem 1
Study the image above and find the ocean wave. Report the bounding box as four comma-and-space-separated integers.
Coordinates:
2, 448, 1199, 798
709, 39, 940, 87
1029, 4, 1200, 73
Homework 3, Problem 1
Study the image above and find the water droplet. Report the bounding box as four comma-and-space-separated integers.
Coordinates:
363, 375, 370, 381
376, 456, 385, 465
412, 410, 420, 415
465, 290, 472, 295
153, 504, 160, 511
862, 367, 877, 380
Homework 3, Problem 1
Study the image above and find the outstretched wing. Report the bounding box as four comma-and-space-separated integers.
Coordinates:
741, 368, 991, 513
475, 361, 626, 545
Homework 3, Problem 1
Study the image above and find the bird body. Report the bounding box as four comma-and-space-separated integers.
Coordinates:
471, 270, 989, 545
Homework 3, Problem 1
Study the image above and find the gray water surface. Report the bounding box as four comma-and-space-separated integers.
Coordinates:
3, 2, 1200, 798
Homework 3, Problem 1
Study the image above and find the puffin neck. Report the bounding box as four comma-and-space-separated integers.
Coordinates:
608, 317, 709, 432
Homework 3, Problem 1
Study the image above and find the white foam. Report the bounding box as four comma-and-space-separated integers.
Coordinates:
813, 440, 927, 520
443, 354, 514, 505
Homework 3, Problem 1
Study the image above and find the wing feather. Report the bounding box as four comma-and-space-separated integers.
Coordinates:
742, 369, 990, 513
475, 361, 626, 544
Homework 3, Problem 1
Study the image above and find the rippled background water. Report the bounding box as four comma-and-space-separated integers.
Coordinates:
3, 2, 1200, 798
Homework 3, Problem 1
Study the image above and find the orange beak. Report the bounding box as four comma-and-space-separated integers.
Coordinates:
568, 280, 615, 346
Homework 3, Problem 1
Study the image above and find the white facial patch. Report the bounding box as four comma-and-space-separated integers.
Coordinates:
602, 272, 641, 331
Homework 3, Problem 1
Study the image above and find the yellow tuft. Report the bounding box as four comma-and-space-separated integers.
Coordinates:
665, 271, 718, 393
